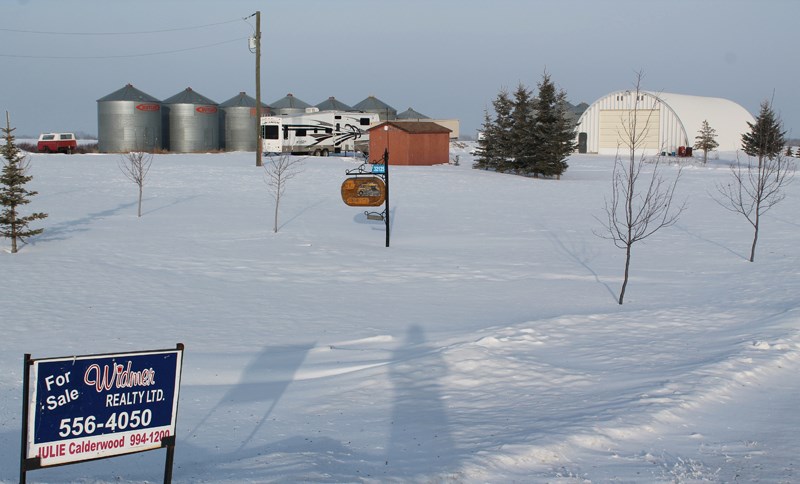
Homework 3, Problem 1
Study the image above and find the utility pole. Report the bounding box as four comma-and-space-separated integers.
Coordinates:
255, 10, 262, 167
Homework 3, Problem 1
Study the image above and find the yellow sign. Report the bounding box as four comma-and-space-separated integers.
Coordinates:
341, 177, 386, 207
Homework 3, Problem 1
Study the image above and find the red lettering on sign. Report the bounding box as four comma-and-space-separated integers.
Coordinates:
136, 104, 160, 112
196, 106, 218, 114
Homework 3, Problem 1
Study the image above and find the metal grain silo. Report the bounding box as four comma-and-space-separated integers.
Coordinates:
97, 84, 162, 152
315, 96, 353, 112
270, 93, 311, 116
162, 87, 219, 153
219, 92, 270, 151
353, 95, 397, 121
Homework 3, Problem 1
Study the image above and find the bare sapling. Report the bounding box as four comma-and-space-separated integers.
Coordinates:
118, 150, 153, 217
264, 153, 304, 233
595, 71, 685, 304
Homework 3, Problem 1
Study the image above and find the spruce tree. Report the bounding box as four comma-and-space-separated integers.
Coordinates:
509, 83, 536, 174
474, 110, 499, 170
491, 88, 514, 172
742, 101, 785, 160
0, 112, 47, 253
694, 119, 719, 163
785, 145, 794, 157
531, 73, 575, 178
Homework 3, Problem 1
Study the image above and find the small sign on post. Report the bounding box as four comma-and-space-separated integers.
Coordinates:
341, 176, 386, 207
20, 345, 184, 483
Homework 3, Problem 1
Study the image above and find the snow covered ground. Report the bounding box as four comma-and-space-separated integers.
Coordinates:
1, 145, 798, 483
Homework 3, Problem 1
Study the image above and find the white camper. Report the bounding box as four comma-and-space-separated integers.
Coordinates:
260, 116, 283, 153
261, 111, 379, 156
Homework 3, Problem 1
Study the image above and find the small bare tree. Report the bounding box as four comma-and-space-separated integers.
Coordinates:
715, 151, 795, 262
118, 150, 153, 217
264, 153, 304, 233
596, 72, 685, 304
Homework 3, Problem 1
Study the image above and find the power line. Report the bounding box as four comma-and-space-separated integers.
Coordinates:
0, 18, 243, 36
0, 37, 248, 59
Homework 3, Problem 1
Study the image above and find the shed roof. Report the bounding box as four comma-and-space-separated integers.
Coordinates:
97, 83, 160, 103
162, 87, 217, 105
315, 96, 353, 111
369, 121, 451, 134
270, 93, 311, 110
219, 92, 269, 109
396, 107, 430, 119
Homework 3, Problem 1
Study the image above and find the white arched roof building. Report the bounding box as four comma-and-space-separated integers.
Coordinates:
575, 91, 754, 155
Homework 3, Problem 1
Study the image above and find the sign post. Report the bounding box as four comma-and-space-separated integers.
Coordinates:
341, 148, 390, 247
20, 344, 184, 483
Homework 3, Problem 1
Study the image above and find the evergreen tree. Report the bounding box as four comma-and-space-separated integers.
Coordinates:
491, 88, 514, 172
0, 112, 47, 253
473, 109, 499, 170
742, 100, 786, 160
785, 145, 794, 157
509, 82, 536, 174
531, 73, 575, 178
693, 119, 719, 163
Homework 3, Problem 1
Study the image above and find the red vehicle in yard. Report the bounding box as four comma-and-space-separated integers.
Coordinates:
37, 133, 77, 153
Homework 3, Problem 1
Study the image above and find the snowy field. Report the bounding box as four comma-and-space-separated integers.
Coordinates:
1, 144, 798, 483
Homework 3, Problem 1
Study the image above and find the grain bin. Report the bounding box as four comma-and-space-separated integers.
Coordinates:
352, 95, 397, 121
162, 87, 219, 153
270, 93, 311, 116
219, 92, 269, 151
315, 96, 353, 112
97, 84, 162, 152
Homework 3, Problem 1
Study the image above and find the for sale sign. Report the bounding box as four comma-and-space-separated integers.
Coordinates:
25, 347, 183, 467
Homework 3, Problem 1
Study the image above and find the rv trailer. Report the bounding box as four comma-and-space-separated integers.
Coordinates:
261, 111, 379, 156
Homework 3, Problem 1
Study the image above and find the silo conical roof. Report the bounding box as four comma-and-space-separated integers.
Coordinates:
219, 91, 270, 109
315, 96, 353, 112
163, 87, 217, 105
352, 95, 396, 113
270, 93, 311, 110
396, 107, 429, 119
97, 83, 160, 103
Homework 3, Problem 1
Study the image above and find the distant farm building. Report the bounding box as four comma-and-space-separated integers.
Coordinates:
270, 93, 312, 116
315, 96, 354, 112
161, 88, 220, 153
396, 108, 460, 139
219, 92, 270, 152
575, 91, 754, 155
353, 96, 397, 121
97, 84, 163, 152
369, 121, 451, 166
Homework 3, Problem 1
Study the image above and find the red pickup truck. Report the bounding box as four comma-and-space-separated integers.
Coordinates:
37, 133, 78, 154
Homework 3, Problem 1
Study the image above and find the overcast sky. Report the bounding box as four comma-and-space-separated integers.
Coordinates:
2, 0, 799, 140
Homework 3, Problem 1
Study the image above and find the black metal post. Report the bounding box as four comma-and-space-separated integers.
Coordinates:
20, 353, 31, 484
384, 148, 390, 247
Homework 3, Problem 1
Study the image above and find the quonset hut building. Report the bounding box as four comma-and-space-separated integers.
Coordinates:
575, 91, 754, 155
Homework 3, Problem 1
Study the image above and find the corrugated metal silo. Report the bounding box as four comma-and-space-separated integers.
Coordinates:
219, 92, 270, 151
162, 87, 219, 153
97, 84, 162, 153
353, 95, 397, 121
270, 93, 311, 116
315, 96, 354, 112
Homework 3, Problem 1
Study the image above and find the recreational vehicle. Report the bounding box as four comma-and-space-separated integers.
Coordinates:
261, 111, 379, 156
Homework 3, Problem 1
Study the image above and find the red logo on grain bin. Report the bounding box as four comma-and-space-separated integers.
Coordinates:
196, 106, 218, 114
136, 104, 160, 112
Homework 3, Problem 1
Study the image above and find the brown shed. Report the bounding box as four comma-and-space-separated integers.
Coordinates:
368, 121, 451, 166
